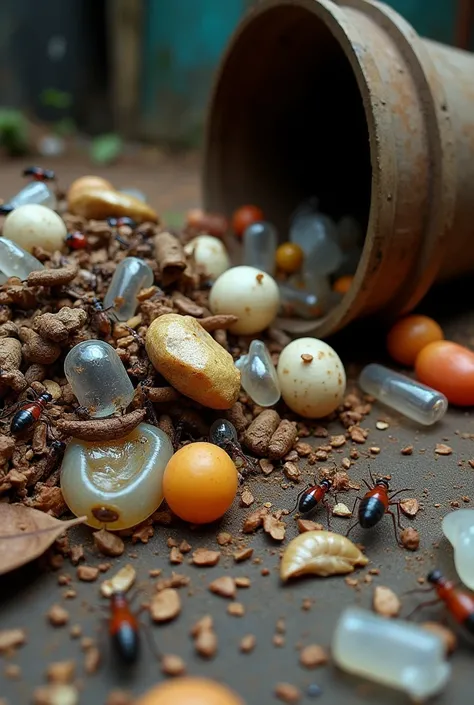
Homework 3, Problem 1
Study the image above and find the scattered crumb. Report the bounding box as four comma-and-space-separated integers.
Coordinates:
345, 577, 358, 588
273, 634, 285, 647
32, 684, 79, 705
235, 576, 251, 588
369, 446, 380, 455
332, 502, 352, 517
179, 540, 191, 553
150, 589, 181, 622
227, 602, 245, 617
297, 519, 323, 533
435, 443, 453, 455
46, 661, 75, 684
169, 547, 183, 564
217, 532, 232, 546
301, 599, 313, 611
149, 569, 162, 577
373, 586, 401, 617
93, 529, 125, 557
299, 644, 328, 669
400, 498, 420, 518
263, 513, 286, 540
240, 489, 255, 507
422, 622, 457, 654
275, 682, 302, 703
105, 690, 133, 705
376, 421, 389, 430
77, 565, 99, 582
4, 663, 21, 679
84, 646, 101, 674
161, 654, 186, 676
47, 604, 69, 627
260, 458, 275, 475
209, 576, 236, 598
70, 625, 82, 639
401, 445, 413, 455
0, 628, 26, 654
233, 547, 253, 562
101, 564, 136, 597
401, 527, 420, 551
69, 545, 84, 566
240, 634, 256, 653
192, 548, 221, 566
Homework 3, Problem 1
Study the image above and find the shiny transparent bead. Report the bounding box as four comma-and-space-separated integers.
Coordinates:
337, 216, 363, 250
0, 238, 44, 279
103, 257, 154, 321
359, 364, 448, 425
209, 418, 238, 448
8, 181, 57, 210
240, 339, 280, 407
442, 509, 474, 590
291, 213, 342, 277
60, 423, 174, 529
64, 340, 135, 418
279, 282, 326, 319
333, 607, 450, 700
243, 221, 278, 274
119, 187, 147, 202
290, 196, 319, 224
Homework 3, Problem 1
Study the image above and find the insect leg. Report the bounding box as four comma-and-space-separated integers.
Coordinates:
345, 497, 361, 538
386, 508, 402, 546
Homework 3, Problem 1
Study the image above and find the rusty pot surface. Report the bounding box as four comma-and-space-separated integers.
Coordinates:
204, 0, 474, 337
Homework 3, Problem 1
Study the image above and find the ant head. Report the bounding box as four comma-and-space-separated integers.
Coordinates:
427, 569, 443, 585
321, 478, 332, 489
376, 478, 390, 489
43, 392, 53, 403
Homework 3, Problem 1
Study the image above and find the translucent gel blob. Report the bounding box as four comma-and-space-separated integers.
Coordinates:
103, 256, 154, 320
0, 238, 44, 279
442, 509, 474, 590
240, 339, 280, 407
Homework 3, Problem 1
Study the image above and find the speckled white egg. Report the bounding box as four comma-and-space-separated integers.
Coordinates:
277, 337, 346, 418
3, 204, 67, 253
184, 234, 230, 280
209, 265, 280, 335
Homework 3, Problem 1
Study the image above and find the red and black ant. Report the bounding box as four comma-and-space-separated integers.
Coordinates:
65, 231, 88, 250
345, 468, 412, 546
108, 590, 141, 663
406, 569, 474, 634
107, 217, 137, 230
8, 392, 53, 435
22, 166, 56, 182
292, 478, 333, 526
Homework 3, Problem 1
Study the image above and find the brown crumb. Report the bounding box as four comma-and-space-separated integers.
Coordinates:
233, 548, 253, 562
209, 576, 236, 599
299, 644, 328, 669
105, 690, 133, 705
243, 409, 280, 456
283, 461, 301, 483
330, 435, 346, 448
150, 589, 181, 622
422, 622, 457, 654
192, 548, 221, 566
32, 684, 79, 705
243, 507, 268, 533
349, 426, 367, 444
179, 540, 191, 553
301, 599, 313, 611
401, 445, 413, 455
400, 498, 420, 518
345, 577, 358, 588
5, 663, 21, 679
269, 420, 298, 460
273, 634, 285, 647
263, 513, 286, 541
161, 654, 186, 676
240, 488, 255, 507
93, 529, 125, 557
297, 519, 323, 533
194, 627, 218, 659
369, 568, 380, 575
169, 547, 183, 564
77, 565, 99, 582
0, 628, 26, 654
69, 545, 85, 565
373, 586, 401, 617
239, 634, 256, 653
46, 661, 76, 684
401, 527, 420, 551
227, 602, 245, 617
435, 443, 453, 455
47, 604, 69, 627
235, 576, 251, 588
70, 625, 82, 639
217, 532, 232, 546
84, 646, 101, 674
80, 637, 96, 651
259, 458, 274, 475
275, 682, 302, 703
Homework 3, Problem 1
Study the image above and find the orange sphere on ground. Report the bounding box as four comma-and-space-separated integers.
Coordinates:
415, 340, 474, 406
68, 175, 113, 200
333, 275, 354, 294
386, 314, 443, 366
135, 677, 245, 705
275, 242, 304, 273
163, 442, 238, 524
231, 205, 264, 238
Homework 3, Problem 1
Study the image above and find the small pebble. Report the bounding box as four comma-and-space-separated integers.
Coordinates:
227, 602, 245, 617
77, 565, 99, 582
47, 605, 69, 627
373, 586, 401, 617
209, 576, 236, 598
161, 654, 186, 676
274, 682, 302, 703
150, 589, 181, 622
192, 548, 221, 566
239, 634, 256, 653
400, 527, 420, 551
299, 644, 328, 669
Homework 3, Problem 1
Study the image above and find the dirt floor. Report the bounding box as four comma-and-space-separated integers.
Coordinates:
1, 156, 473, 705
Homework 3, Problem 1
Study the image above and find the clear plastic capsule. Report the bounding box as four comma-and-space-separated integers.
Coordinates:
0, 238, 44, 280
243, 221, 278, 274
290, 213, 342, 277
2, 181, 57, 212
64, 340, 135, 418
442, 509, 474, 590
279, 282, 327, 319
332, 607, 451, 700
103, 256, 154, 321
239, 339, 280, 407
60, 423, 174, 529
358, 363, 448, 425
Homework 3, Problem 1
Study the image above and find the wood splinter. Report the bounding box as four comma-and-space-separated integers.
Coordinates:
55, 408, 146, 442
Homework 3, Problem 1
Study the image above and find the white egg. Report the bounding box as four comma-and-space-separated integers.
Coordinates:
184, 234, 230, 280
277, 337, 346, 418
3, 204, 66, 253
209, 265, 280, 335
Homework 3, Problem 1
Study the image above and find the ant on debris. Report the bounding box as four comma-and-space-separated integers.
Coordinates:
65, 231, 88, 250
345, 467, 412, 546
406, 569, 474, 634
22, 166, 56, 182
292, 478, 334, 527
0, 387, 53, 436
209, 418, 257, 479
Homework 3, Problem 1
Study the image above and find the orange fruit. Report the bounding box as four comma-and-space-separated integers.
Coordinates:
135, 677, 245, 705
386, 314, 443, 366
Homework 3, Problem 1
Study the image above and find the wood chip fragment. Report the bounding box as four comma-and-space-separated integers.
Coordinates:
373, 586, 401, 617
150, 588, 181, 622
153, 231, 186, 286
208, 576, 236, 598
283, 461, 301, 483
259, 458, 274, 475
198, 314, 239, 332
217, 532, 232, 546
56, 409, 146, 442
27, 262, 79, 287
192, 548, 221, 566
169, 547, 183, 564
400, 498, 420, 518
299, 644, 329, 668
243, 507, 268, 533
435, 443, 453, 455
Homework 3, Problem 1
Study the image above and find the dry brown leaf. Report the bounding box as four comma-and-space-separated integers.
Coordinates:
280, 530, 368, 581
0, 504, 86, 576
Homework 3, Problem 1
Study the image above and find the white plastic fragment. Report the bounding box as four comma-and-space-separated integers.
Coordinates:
442, 509, 474, 590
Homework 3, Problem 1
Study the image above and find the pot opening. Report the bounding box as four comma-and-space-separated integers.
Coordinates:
206, 4, 373, 331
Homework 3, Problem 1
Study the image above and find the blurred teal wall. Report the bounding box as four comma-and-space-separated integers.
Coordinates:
140, 0, 465, 146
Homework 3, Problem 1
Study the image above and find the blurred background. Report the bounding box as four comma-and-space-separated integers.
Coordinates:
0, 0, 472, 204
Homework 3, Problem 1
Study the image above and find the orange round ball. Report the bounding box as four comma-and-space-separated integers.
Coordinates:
163, 442, 238, 524
415, 340, 474, 406
231, 205, 264, 238
386, 314, 444, 366
275, 242, 304, 273
333, 275, 354, 294
135, 677, 245, 705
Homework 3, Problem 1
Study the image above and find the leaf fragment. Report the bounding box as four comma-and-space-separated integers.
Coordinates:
280, 530, 368, 582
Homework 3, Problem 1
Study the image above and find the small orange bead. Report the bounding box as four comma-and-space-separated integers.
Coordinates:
135, 677, 245, 705
416, 340, 474, 406
163, 442, 238, 524
333, 275, 353, 294
275, 242, 304, 273
386, 314, 444, 366
231, 205, 264, 238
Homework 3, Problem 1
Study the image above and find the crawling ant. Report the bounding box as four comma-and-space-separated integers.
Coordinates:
65, 231, 88, 250
345, 468, 412, 546
42, 440, 67, 486
209, 418, 257, 478
107, 217, 137, 248
406, 569, 474, 634
108, 590, 141, 663
90, 297, 116, 337
292, 478, 333, 526
8, 392, 53, 435
22, 166, 56, 182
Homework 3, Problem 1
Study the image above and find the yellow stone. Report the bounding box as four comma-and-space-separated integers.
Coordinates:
145, 314, 240, 409
67, 188, 159, 224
